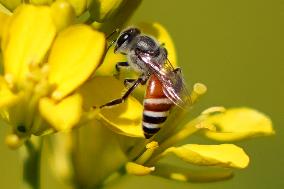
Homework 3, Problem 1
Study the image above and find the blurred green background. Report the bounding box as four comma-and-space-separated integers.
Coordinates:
1, 0, 283, 188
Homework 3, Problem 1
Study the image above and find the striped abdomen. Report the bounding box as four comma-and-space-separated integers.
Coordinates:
142, 75, 173, 139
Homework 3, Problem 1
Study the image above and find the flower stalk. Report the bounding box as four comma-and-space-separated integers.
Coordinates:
21, 138, 42, 189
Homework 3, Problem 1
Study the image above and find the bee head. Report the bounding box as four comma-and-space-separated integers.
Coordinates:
114, 27, 141, 54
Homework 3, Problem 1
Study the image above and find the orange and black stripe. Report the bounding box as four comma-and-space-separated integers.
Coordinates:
142, 75, 173, 139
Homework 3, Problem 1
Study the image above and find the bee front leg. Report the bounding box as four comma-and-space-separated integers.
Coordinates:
114, 62, 130, 78
99, 77, 144, 108
115, 62, 129, 73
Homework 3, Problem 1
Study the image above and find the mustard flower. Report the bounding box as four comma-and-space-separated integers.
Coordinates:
0, 2, 106, 148
0, 0, 142, 32
47, 23, 274, 188
0, 1, 275, 189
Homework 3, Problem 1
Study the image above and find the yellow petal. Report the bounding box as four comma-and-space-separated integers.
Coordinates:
89, 0, 127, 22
39, 93, 82, 131
48, 25, 106, 100
95, 45, 142, 101
0, 0, 21, 11
68, 120, 127, 187
0, 9, 10, 42
137, 22, 177, 67
154, 163, 233, 182
201, 107, 274, 141
48, 131, 74, 183
30, 0, 53, 5
0, 76, 22, 108
0, 3, 12, 15
96, 45, 126, 76
126, 162, 154, 176
164, 144, 249, 169
78, 76, 144, 137
1, 4, 56, 85
66, 0, 87, 16
50, 0, 75, 31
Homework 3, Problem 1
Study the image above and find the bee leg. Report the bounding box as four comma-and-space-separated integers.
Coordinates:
114, 62, 130, 79
115, 62, 130, 72
124, 78, 136, 87
99, 77, 144, 108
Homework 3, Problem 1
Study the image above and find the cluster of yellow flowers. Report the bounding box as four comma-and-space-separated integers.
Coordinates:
0, 0, 274, 188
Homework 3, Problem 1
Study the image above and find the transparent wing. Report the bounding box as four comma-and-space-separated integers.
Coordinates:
139, 54, 191, 108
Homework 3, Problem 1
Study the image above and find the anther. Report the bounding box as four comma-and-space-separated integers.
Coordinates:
201, 106, 226, 115
4, 74, 14, 88
190, 83, 207, 103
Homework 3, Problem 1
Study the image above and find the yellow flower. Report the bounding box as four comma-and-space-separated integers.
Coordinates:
0, 1, 274, 188
47, 20, 274, 187
0, 3, 106, 147
0, 0, 142, 21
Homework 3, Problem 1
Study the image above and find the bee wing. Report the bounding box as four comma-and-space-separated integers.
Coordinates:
139, 54, 191, 108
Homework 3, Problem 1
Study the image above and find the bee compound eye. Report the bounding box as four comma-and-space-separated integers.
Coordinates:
116, 33, 129, 48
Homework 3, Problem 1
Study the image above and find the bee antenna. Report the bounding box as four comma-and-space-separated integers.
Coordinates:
106, 28, 120, 40
107, 39, 116, 51
106, 28, 120, 52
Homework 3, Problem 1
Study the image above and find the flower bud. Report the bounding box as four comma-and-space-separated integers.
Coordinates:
0, 0, 21, 11
126, 162, 155, 176
51, 0, 75, 31
89, 0, 127, 22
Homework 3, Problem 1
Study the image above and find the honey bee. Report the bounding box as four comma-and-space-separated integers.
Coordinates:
101, 27, 190, 138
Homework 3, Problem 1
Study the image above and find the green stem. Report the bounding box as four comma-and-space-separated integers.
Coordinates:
98, 164, 126, 188
22, 139, 42, 189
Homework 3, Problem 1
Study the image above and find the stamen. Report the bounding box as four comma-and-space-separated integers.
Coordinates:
125, 162, 155, 176
41, 64, 49, 75
135, 141, 159, 165
170, 173, 187, 181
190, 83, 207, 103
4, 74, 14, 89
52, 91, 63, 100
202, 106, 226, 115
195, 122, 216, 131
194, 83, 207, 94
146, 141, 159, 149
